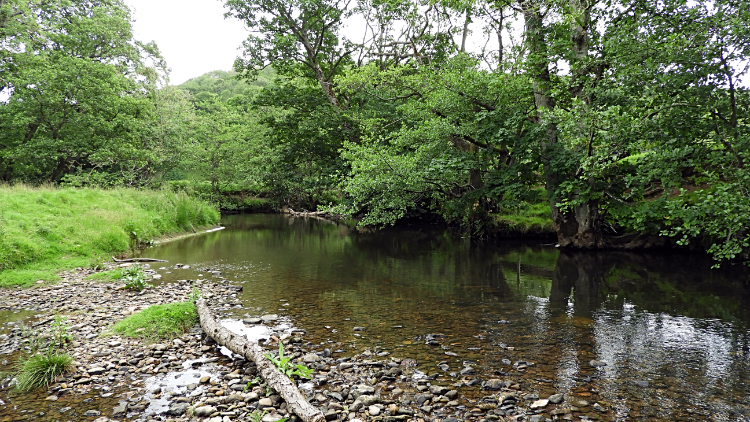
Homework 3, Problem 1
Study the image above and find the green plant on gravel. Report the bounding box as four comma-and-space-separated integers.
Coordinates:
188, 288, 201, 303
265, 343, 313, 383
50, 316, 73, 349
247, 410, 288, 422
111, 302, 198, 340
120, 265, 152, 291
243, 376, 262, 392
13, 351, 73, 392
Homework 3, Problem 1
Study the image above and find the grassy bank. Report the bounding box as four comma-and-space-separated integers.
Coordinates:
489, 188, 555, 237
0, 185, 220, 288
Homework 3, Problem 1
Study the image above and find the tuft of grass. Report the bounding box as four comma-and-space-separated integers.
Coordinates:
0, 184, 220, 288
112, 302, 198, 340
14, 352, 73, 392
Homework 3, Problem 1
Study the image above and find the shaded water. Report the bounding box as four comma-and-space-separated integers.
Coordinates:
142, 214, 750, 421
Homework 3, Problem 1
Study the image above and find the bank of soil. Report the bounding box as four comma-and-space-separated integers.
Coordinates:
0, 266, 599, 422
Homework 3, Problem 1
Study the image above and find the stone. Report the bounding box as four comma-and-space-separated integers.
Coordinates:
244, 318, 262, 325
459, 366, 476, 376
351, 395, 379, 411
589, 360, 607, 367
260, 314, 278, 322
548, 393, 564, 404
483, 379, 507, 390
444, 390, 459, 400
200, 376, 211, 383
84, 410, 102, 417
112, 400, 128, 416
368, 405, 381, 416
93, 417, 110, 422
262, 413, 287, 422
593, 402, 607, 412
194, 405, 218, 417
167, 402, 189, 416
429, 385, 449, 395
633, 380, 649, 388
353, 326, 366, 331
529, 416, 545, 422
87, 366, 106, 375
259, 397, 274, 407
303, 353, 321, 363
530, 399, 549, 409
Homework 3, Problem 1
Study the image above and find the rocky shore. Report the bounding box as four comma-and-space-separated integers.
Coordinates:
0, 266, 604, 422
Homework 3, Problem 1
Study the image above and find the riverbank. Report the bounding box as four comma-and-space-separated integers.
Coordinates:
0, 266, 590, 422
0, 185, 220, 288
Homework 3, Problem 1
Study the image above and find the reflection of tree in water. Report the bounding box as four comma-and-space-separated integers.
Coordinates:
548, 250, 750, 323
535, 250, 750, 421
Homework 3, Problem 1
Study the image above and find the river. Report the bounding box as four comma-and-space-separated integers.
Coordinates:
133, 213, 750, 422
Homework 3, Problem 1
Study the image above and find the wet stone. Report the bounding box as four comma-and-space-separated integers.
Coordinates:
548, 393, 564, 404
589, 360, 607, 367
84, 410, 101, 417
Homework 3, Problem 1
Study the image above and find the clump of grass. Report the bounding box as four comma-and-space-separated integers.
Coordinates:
14, 352, 73, 392
0, 184, 219, 288
112, 302, 198, 340
13, 315, 74, 393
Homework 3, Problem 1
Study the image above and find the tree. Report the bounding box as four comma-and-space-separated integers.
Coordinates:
0, 0, 166, 183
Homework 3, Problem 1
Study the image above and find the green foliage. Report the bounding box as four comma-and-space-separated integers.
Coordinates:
120, 265, 153, 291
0, 185, 219, 288
265, 343, 313, 382
0, 0, 167, 184
112, 302, 198, 341
13, 352, 73, 393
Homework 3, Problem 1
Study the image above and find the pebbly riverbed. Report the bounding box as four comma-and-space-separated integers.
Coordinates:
0, 264, 596, 422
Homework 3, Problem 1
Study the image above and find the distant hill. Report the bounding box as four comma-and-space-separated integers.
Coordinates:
176, 68, 275, 102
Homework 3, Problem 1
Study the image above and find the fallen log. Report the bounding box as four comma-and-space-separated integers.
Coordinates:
195, 297, 325, 422
112, 257, 168, 263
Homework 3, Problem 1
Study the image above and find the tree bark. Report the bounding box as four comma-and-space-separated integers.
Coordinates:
195, 298, 326, 422
521, 0, 604, 248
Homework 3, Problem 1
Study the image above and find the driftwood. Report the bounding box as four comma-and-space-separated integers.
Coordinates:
286, 209, 329, 217
112, 257, 168, 263
195, 298, 325, 422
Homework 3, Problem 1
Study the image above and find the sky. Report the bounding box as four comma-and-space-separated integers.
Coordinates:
125, 0, 249, 85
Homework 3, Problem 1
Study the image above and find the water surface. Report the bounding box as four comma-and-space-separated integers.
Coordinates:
143, 214, 750, 422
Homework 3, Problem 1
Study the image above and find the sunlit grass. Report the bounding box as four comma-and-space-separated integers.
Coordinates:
111, 302, 198, 341
0, 184, 220, 288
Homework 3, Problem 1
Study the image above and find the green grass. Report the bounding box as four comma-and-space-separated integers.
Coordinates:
0, 184, 220, 288
492, 189, 555, 235
111, 302, 198, 340
494, 201, 555, 234
14, 352, 73, 392
84, 269, 123, 282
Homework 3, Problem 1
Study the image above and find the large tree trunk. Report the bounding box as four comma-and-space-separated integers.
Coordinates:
521, 0, 604, 248
196, 298, 326, 422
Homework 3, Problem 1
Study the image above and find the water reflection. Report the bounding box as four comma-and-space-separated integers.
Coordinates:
140, 214, 750, 421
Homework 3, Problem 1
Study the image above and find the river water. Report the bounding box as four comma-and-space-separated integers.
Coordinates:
133, 213, 750, 422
